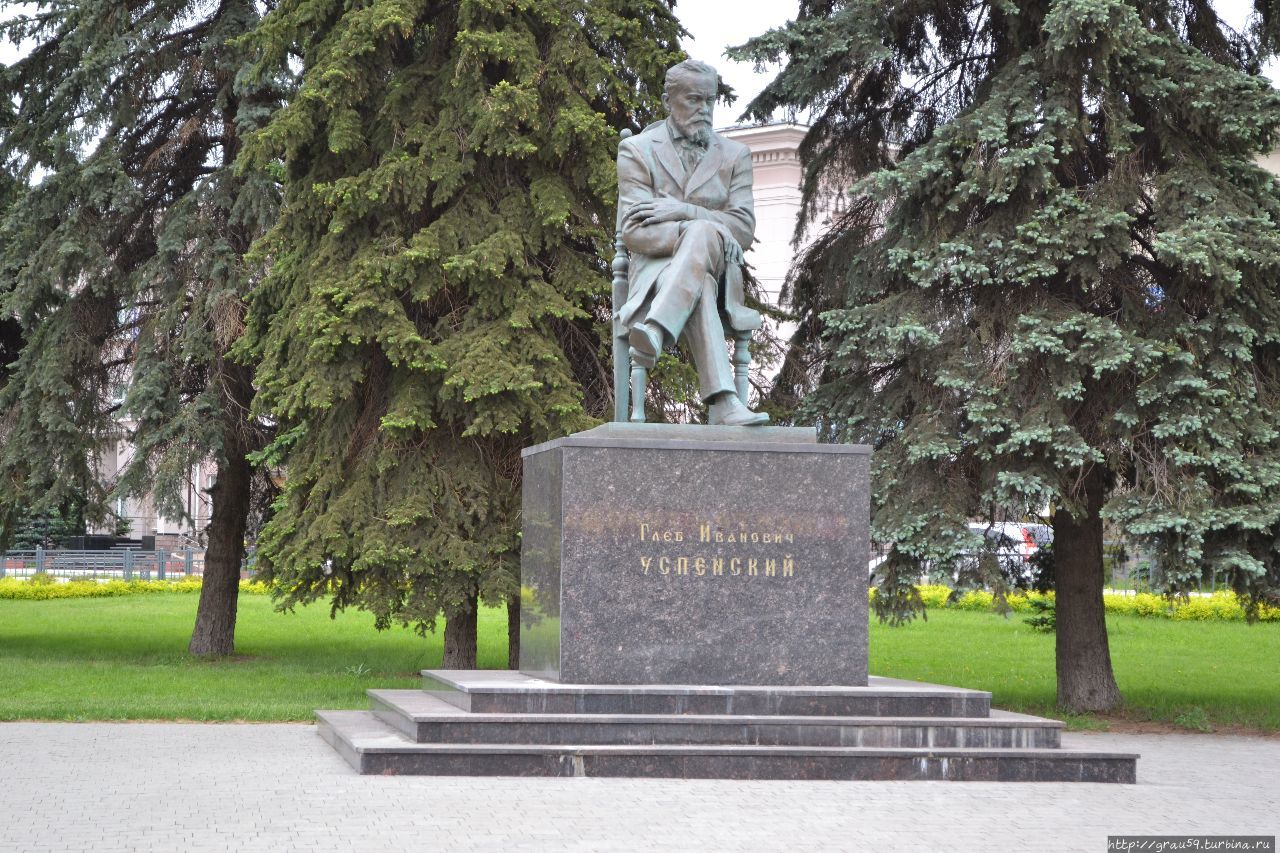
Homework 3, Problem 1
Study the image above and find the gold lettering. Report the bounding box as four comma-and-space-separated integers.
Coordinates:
730, 558, 741, 576
765, 559, 777, 577
783, 556, 794, 577
677, 557, 689, 575
662, 531, 673, 542
699, 523, 711, 543
715, 531, 724, 542
674, 531, 684, 542
641, 557, 652, 574
748, 558, 759, 576
640, 523, 649, 541
762, 534, 772, 544
712, 558, 725, 576
694, 557, 706, 576
659, 556, 670, 575
751, 532, 760, 543
785, 533, 794, 544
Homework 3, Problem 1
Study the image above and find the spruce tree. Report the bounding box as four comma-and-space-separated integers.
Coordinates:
0, 0, 282, 654
9, 505, 85, 550
734, 0, 1280, 711
237, 0, 683, 665
0, 177, 19, 392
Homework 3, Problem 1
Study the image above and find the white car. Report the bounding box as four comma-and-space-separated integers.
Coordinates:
868, 522, 1053, 587
957, 522, 1052, 586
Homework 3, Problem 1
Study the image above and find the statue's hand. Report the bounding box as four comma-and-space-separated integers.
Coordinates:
724, 238, 744, 266
625, 199, 694, 225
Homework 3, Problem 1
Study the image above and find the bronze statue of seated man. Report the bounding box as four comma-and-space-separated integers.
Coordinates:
615, 59, 769, 427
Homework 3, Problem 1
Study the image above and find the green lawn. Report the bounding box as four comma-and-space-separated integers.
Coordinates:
0, 594, 508, 721
869, 609, 1280, 732
1, 592, 1276, 731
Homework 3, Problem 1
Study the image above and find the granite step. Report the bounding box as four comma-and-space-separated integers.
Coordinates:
371, 689, 1060, 749
316, 711, 1136, 782
423, 670, 992, 718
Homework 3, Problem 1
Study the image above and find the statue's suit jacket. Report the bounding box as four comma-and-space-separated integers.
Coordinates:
615, 120, 761, 334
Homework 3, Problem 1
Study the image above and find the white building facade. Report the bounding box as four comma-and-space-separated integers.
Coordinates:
721, 123, 817, 312
92, 430, 214, 548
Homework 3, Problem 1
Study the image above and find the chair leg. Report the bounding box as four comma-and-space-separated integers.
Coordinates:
732, 331, 751, 402
629, 356, 647, 423
614, 334, 630, 423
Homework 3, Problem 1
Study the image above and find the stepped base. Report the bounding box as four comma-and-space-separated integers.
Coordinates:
371, 690, 1060, 748
316, 671, 1137, 782
317, 711, 1134, 782
423, 670, 992, 717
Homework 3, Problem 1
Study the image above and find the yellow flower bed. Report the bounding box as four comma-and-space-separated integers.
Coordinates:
7, 575, 1275, 621
870, 584, 1279, 622
0, 577, 270, 600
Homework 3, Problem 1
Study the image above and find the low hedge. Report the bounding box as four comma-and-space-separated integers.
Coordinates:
875, 583, 1280, 623
8, 575, 1276, 622
0, 577, 270, 600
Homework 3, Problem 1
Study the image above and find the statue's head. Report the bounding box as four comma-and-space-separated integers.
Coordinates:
662, 60, 717, 146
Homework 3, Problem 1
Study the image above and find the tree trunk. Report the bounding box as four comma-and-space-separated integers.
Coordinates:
507, 595, 520, 670
442, 590, 478, 669
188, 98, 258, 658
188, 360, 254, 657
1054, 466, 1123, 712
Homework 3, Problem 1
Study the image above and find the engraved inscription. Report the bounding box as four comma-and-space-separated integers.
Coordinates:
636, 520, 799, 579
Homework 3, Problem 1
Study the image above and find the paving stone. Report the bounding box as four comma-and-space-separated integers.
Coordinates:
2, 723, 1275, 852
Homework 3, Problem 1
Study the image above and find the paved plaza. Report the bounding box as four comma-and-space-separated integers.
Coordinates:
0, 723, 1275, 852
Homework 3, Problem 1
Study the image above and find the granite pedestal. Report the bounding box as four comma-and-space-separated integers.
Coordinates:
518, 423, 871, 686
315, 424, 1138, 781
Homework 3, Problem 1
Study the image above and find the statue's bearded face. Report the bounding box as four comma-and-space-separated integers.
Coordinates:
662, 74, 716, 146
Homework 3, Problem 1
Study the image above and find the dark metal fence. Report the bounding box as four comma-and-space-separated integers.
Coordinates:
0, 548, 205, 581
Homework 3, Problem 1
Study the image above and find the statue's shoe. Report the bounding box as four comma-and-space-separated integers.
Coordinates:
708, 394, 770, 426
628, 323, 662, 368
